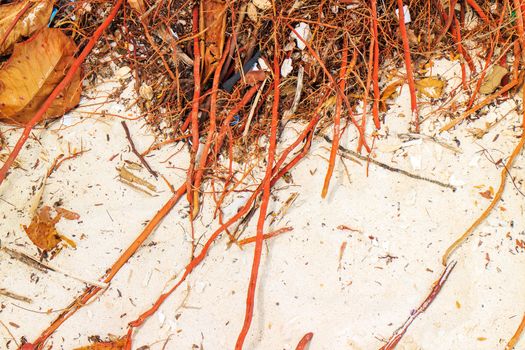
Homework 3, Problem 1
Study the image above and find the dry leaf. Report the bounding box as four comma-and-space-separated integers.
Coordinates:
0, 1, 53, 55
200, 0, 227, 83
0, 28, 82, 124
23, 206, 79, 251
74, 337, 127, 350
479, 186, 494, 200
415, 77, 445, 98
244, 70, 266, 85
118, 165, 157, 195
247, 2, 258, 22
480, 65, 508, 94
379, 79, 403, 111
127, 0, 146, 14
252, 0, 272, 10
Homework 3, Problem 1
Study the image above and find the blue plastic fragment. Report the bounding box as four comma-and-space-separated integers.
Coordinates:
230, 115, 241, 126
48, 7, 58, 27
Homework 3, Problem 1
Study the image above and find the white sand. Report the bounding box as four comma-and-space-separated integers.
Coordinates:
1, 59, 524, 349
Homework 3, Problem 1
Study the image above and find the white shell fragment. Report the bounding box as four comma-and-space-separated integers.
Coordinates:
139, 83, 154, 100
280, 58, 293, 77
290, 22, 311, 50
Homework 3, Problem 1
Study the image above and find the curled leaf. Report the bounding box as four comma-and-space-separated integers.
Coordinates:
379, 79, 403, 111
415, 76, 445, 98
480, 65, 508, 94
0, 1, 52, 55
0, 28, 82, 125
23, 206, 79, 252
127, 0, 146, 14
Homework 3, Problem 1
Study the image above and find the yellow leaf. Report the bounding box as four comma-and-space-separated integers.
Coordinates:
22, 206, 79, 252
415, 77, 445, 98
127, 0, 146, 14
0, 28, 82, 125
0, 1, 53, 55
379, 79, 403, 111
479, 65, 508, 94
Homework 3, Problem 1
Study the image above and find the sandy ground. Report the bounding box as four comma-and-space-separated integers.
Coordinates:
1, 59, 524, 350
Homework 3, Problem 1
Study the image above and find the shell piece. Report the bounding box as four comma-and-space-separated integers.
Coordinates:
139, 83, 154, 100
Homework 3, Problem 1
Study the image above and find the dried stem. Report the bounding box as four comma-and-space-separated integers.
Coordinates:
235, 25, 281, 350
396, 0, 419, 132
322, 35, 349, 198
295, 332, 314, 350
121, 121, 157, 178
379, 261, 457, 350
505, 313, 525, 350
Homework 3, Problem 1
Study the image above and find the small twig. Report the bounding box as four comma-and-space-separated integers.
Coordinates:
237, 227, 293, 246
323, 135, 456, 191
121, 121, 157, 178
283, 65, 304, 119
0, 288, 32, 303
1, 246, 108, 288
397, 0, 419, 132
0, 320, 19, 347
505, 313, 525, 350
295, 332, 314, 350
242, 78, 267, 140
47, 148, 89, 177
322, 36, 349, 198
379, 261, 457, 350
442, 128, 525, 264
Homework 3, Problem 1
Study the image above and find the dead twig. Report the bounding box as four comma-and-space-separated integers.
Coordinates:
379, 261, 457, 350
121, 121, 157, 178
323, 135, 456, 191
505, 313, 525, 350
0, 288, 32, 304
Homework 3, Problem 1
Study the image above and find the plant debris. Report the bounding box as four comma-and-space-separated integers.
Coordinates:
0, 28, 81, 124
23, 205, 79, 253
1, 0, 525, 349
0, 1, 52, 55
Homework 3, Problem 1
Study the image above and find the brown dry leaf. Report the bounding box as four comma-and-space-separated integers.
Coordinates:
479, 186, 494, 199
244, 70, 266, 85
0, 28, 82, 125
118, 165, 157, 195
23, 206, 79, 251
252, 0, 272, 10
0, 1, 53, 55
415, 77, 445, 98
479, 65, 508, 94
127, 0, 146, 14
200, 0, 227, 83
55, 207, 81, 220
74, 337, 127, 350
379, 79, 403, 111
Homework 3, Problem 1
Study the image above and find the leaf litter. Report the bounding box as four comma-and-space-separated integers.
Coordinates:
23, 205, 79, 253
